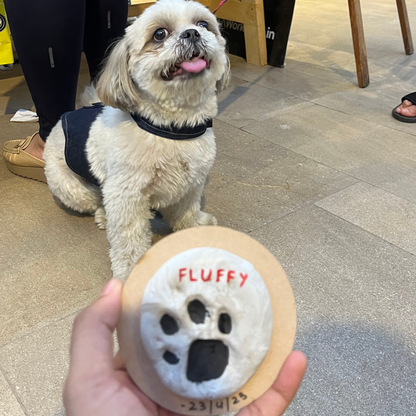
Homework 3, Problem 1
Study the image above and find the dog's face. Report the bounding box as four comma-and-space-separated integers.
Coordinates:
140, 248, 274, 400
97, 0, 229, 116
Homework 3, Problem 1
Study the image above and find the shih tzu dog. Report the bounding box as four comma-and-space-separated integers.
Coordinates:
43, 0, 230, 280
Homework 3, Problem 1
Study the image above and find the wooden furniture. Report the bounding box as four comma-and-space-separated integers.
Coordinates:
129, 0, 268, 66
128, 0, 155, 17
267, 0, 414, 87
349, 0, 413, 88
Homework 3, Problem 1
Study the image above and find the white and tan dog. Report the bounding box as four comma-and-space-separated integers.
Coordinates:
44, 0, 230, 280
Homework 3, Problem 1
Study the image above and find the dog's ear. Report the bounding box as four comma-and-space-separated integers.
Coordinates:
216, 54, 231, 94
97, 37, 139, 112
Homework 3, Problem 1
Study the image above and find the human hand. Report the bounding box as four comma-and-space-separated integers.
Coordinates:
64, 279, 307, 416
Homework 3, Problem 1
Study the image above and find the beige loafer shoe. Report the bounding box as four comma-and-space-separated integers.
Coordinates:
3, 133, 46, 183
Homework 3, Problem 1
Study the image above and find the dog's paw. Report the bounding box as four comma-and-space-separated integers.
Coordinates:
196, 211, 217, 226
94, 207, 107, 230
159, 299, 231, 381
172, 211, 217, 231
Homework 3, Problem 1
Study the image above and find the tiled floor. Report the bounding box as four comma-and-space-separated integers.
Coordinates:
1, 0, 416, 414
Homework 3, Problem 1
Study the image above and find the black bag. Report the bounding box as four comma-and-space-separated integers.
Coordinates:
218, 0, 295, 67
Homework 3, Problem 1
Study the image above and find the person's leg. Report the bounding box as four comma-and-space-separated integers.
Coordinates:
4, 0, 86, 150
83, 0, 128, 83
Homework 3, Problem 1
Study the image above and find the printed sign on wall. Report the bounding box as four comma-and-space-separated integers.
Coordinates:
218, 0, 295, 67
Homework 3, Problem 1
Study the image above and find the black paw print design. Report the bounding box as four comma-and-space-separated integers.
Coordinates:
160, 299, 232, 382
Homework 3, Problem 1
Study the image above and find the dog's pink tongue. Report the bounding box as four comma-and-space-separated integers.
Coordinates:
179, 58, 207, 73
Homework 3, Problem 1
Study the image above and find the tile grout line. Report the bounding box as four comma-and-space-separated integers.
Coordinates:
311, 204, 416, 260
235, 119, 416, 207
0, 362, 29, 416
243, 167, 416, 251
247, 198, 416, 262
0, 309, 82, 351
232, 63, 416, 139
233, 95, 416, 140
315, 176, 416, 208
233, 123, 358, 180
311, 101, 416, 139
244, 179, 361, 235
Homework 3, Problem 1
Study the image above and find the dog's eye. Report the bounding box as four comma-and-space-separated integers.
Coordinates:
197, 21, 208, 29
154, 28, 169, 42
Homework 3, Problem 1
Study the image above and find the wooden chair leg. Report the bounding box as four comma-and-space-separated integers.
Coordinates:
396, 0, 414, 55
348, 0, 369, 88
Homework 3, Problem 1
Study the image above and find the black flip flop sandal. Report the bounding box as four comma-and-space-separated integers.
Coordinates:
392, 92, 416, 123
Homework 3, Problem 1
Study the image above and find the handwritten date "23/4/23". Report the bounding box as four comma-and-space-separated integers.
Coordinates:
181, 392, 248, 413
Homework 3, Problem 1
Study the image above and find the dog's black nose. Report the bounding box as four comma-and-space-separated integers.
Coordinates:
186, 340, 229, 382
180, 29, 201, 42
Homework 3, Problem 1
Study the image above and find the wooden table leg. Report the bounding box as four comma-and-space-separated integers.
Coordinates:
348, 0, 369, 88
396, 0, 414, 55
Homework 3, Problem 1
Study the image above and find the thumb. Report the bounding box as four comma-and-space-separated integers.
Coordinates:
68, 279, 123, 380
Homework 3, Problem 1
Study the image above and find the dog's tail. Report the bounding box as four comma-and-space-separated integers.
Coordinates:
78, 84, 101, 108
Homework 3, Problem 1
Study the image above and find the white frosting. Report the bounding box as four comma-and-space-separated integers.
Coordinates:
140, 247, 273, 400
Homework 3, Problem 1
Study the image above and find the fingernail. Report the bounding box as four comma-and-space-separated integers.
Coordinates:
101, 279, 117, 296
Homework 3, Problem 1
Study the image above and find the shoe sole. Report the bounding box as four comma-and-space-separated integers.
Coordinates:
4, 160, 47, 183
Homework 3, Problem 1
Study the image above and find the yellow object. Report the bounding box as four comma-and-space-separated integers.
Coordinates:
0, 1, 13, 65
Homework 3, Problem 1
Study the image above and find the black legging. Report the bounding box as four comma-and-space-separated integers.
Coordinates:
4, 0, 128, 141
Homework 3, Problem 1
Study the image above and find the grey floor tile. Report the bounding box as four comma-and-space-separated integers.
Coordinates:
0, 64, 24, 81
0, 178, 103, 270
0, 75, 27, 95
250, 205, 416, 415
235, 58, 358, 100
0, 158, 111, 345
243, 104, 416, 203
225, 76, 246, 89
217, 82, 313, 128
311, 81, 416, 138
229, 52, 356, 100
0, 75, 34, 116
204, 120, 357, 232
228, 55, 271, 84
284, 41, 353, 69
0, 89, 34, 116
0, 227, 111, 346
0, 173, 171, 347
0, 314, 75, 416
316, 181, 416, 256
0, 369, 25, 416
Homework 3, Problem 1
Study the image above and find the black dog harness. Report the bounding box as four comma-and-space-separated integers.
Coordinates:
62, 103, 213, 186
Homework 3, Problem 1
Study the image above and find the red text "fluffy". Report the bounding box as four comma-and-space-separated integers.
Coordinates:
179, 268, 248, 287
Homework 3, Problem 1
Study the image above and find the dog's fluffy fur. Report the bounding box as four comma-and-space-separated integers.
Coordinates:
44, 0, 230, 280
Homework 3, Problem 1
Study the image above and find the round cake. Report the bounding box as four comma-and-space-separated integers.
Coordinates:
117, 226, 296, 415
140, 247, 273, 399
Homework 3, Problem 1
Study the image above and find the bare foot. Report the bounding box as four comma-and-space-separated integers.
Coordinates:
25, 133, 45, 161
395, 100, 416, 118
